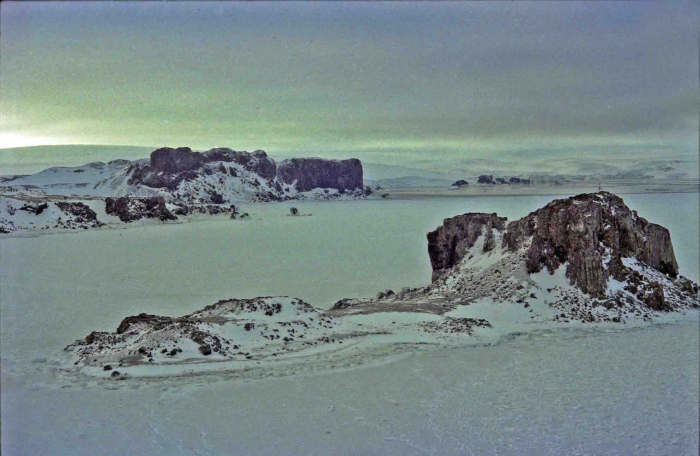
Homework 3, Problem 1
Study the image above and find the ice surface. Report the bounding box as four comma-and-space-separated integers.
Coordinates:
1, 193, 699, 454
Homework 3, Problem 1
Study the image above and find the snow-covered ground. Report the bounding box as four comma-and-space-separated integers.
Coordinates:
1, 192, 698, 454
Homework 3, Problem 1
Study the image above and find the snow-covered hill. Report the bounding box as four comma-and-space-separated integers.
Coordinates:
0, 146, 373, 234
0, 147, 370, 203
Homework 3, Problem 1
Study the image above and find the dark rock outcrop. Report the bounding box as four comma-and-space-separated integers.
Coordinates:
452, 180, 469, 187
508, 177, 531, 185
128, 147, 278, 190
150, 147, 204, 174
277, 158, 363, 192
105, 197, 177, 223
427, 213, 507, 280
503, 192, 678, 297
428, 192, 681, 299
55, 202, 101, 224
128, 147, 362, 196
202, 148, 277, 179
19, 203, 49, 215
117, 313, 173, 334
477, 175, 495, 184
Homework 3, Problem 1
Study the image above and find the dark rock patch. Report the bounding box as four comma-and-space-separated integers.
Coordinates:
105, 197, 177, 223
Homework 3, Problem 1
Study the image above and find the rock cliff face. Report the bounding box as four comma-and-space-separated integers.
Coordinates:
150, 147, 204, 174
105, 196, 177, 223
126, 147, 366, 199
129, 147, 361, 194
502, 192, 677, 297
277, 158, 363, 192
202, 148, 277, 179
428, 192, 692, 310
427, 213, 507, 280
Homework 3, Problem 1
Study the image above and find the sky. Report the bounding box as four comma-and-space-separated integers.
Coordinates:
1, 1, 698, 174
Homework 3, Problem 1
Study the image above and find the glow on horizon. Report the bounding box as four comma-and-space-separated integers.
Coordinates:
0, 133, 75, 149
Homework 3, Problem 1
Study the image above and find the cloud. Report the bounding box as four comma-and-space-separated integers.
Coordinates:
1, 1, 697, 169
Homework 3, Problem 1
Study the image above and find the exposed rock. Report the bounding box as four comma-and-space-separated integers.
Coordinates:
202, 148, 277, 179
644, 282, 669, 311
420, 317, 492, 335
210, 192, 225, 204
117, 313, 174, 334
277, 158, 363, 192
19, 203, 49, 215
427, 213, 507, 280
477, 175, 495, 184
420, 191, 698, 320
150, 147, 204, 174
128, 147, 278, 190
105, 197, 178, 223
503, 192, 678, 297
65, 297, 330, 368
452, 180, 469, 187
508, 177, 531, 185
55, 202, 103, 227
677, 276, 699, 295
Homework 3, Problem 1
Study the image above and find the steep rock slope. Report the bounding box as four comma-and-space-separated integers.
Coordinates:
277, 158, 363, 192
422, 191, 695, 315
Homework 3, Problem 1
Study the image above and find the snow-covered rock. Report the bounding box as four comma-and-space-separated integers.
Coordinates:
1, 146, 374, 234
0, 197, 109, 233
0, 146, 370, 205
63, 191, 698, 378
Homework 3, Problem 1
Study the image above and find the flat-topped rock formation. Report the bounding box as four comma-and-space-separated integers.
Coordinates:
0, 146, 372, 234
277, 158, 363, 192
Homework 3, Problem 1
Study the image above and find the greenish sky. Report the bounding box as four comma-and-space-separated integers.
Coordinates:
1, 1, 698, 172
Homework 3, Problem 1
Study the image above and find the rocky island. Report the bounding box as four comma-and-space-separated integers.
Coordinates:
0, 146, 372, 233
64, 192, 698, 378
